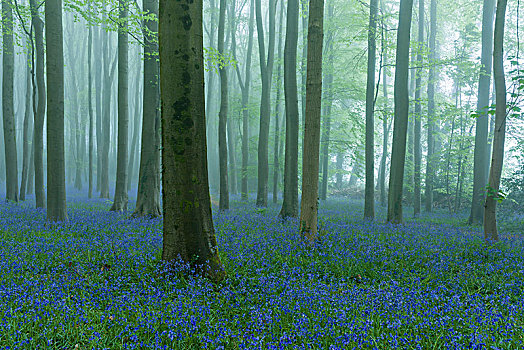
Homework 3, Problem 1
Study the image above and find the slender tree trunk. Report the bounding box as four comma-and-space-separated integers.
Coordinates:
2, 0, 18, 202
279, 0, 300, 218
272, 0, 284, 204
364, 0, 378, 219
88, 23, 94, 199
127, 48, 142, 192
484, 0, 507, 242
20, 50, 33, 201
425, 0, 437, 212
27, 132, 34, 194
110, 0, 129, 212
46, 0, 68, 222
413, 0, 424, 216
217, 0, 229, 210
379, 14, 389, 207
299, 0, 325, 242
30, 0, 45, 207
95, 27, 103, 193
255, 0, 276, 207
470, 0, 496, 224
387, 0, 414, 224
336, 152, 343, 189
159, 0, 225, 282
134, 0, 161, 217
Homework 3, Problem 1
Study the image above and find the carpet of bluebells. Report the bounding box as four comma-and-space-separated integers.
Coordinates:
1, 191, 524, 349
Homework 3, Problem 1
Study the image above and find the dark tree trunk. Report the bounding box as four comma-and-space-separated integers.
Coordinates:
484, 0, 507, 242
134, 0, 161, 218
110, 0, 129, 212
299, 0, 325, 242
46, 0, 68, 222
20, 50, 33, 201
413, 0, 424, 217
387, 0, 414, 224
272, 0, 284, 204
470, 0, 496, 225
279, 0, 299, 218
159, 0, 225, 282
364, 0, 378, 219
217, 0, 229, 210
2, 0, 18, 202
255, 0, 276, 207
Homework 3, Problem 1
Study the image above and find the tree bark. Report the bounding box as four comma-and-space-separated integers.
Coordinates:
379, 4, 389, 207
20, 49, 32, 201
127, 47, 142, 192
484, 0, 507, 242
88, 23, 94, 198
364, 0, 378, 219
470, 0, 496, 224
159, 0, 225, 282
46, 0, 68, 222
279, 0, 300, 218
272, 0, 284, 204
387, 0, 414, 224
217, 0, 229, 210
110, 0, 129, 212
413, 0, 424, 217
2, 0, 18, 202
299, 0, 324, 242
134, 0, 161, 218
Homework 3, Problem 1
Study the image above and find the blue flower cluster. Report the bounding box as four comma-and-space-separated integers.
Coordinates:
0, 194, 522, 349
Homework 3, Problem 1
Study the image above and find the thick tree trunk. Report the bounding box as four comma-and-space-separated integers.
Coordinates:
30, 0, 45, 207
20, 50, 33, 201
279, 0, 299, 218
484, 0, 507, 242
217, 0, 229, 210
470, 0, 496, 224
2, 0, 18, 202
299, 0, 324, 242
413, 0, 424, 216
46, 0, 68, 222
364, 0, 378, 219
159, 0, 225, 282
134, 0, 161, 218
110, 0, 129, 212
387, 0, 414, 224
255, 0, 276, 207
425, 0, 437, 212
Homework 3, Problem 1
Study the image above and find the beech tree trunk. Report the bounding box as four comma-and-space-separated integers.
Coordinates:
46, 0, 68, 222
218, 0, 229, 210
413, 0, 424, 217
20, 50, 32, 201
387, 0, 414, 224
364, 0, 378, 219
110, 0, 129, 212
272, 0, 284, 204
484, 0, 507, 242
88, 23, 94, 198
159, 0, 225, 282
127, 49, 142, 192
279, 0, 300, 218
299, 0, 325, 242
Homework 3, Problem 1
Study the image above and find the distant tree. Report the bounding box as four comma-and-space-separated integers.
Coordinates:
279, 0, 300, 218
110, 0, 129, 212
413, 0, 424, 217
387, 0, 414, 224
88, 21, 94, 199
46, 0, 68, 222
2, 0, 18, 202
134, 0, 161, 218
20, 48, 32, 201
218, 0, 229, 210
364, 0, 378, 220
470, 0, 496, 224
484, 0, 507, 242
300, 0, 325, 242
272, 0, 284, 204
159, 0, 225, 281
255, 0, 276, 207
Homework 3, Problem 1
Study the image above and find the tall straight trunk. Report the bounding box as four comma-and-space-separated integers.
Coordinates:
272, 0, 284, 204
299, 0, 324, 242
405, 48, 416, 205
27, 133, 34, 194
46, 0, 68, 222
20, 50, 33, 200
484, 0, 507, 242
110, 0, 129, 212
227, 116, 238, 195
413, 0, 424, 216
134, 0, 161, 217
279, 0, 300, 218
425, 0, 437, 212
387, 0, 414, 224
30, 0, 45, 208
300, 1, 308, 131
320, 0, 334, 202
2, 0, 18, 202
364, 0, 378, 219
336, 151, 343, 188
379, 11, 389, 207
159, 0, 225, 282
470, 0, 496, 225
255, 0, 277, 207
88, 23, 94, 198
127, 48, 141, 192
95, 27, 103, 193
217, 0, 229, 210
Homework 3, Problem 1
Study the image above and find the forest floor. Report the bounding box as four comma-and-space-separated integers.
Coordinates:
0, 192, 524, 349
